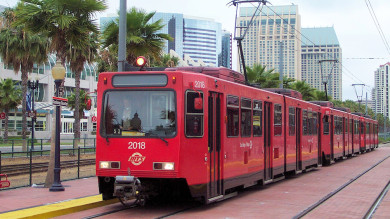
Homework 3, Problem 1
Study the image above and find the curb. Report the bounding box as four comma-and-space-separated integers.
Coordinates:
0, 195, 118, 219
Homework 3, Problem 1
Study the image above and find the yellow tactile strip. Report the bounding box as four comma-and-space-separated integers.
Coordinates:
0, 195, 118, 219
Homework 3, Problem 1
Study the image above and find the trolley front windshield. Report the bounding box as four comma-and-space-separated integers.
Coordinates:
101, 90, 176, 137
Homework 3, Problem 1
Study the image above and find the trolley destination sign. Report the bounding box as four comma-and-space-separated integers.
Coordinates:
52, 96, 68, 106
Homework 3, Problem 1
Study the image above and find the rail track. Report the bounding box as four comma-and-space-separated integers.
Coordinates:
0, 159, 95, 177
293, 154, 390, 219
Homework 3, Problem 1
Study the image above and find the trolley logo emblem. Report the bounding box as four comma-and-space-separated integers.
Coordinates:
129, 152, 146, 166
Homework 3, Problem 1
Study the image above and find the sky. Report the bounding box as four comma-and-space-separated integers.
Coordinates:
1, 0, 389, 101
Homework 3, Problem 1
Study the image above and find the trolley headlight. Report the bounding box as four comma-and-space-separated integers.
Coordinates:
100, 161, 120, 169
100, 161, 109, 169
153, 162, 175, 170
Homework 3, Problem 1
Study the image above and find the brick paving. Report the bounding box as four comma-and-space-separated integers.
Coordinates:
0, 177, 98, 213
1, 145, 390, 219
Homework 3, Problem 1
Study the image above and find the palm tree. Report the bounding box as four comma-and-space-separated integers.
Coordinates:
67, 32, 99, 147
101, 7, 173, 66
246, 63, 280, 88
151, 54, 179, 67
313, 90, 331, 101
67, 89, 90, 117
290, 80, 315, 101
15, 0, 106, 187
0, 79, 22, 142
0, 8, 49, 151
15, 0, 106, 65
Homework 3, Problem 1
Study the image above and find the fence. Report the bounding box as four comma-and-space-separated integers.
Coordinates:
0, 138, 96, 158
0, 144, 96, 190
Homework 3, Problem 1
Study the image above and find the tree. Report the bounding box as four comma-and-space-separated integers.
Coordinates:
67, 89, 90, 118
151, 54, 179, 67
290, 80, 315, 101
313, 90, 332, 101
0, 79, 22, 142
15, 0, 106, 65
0, 8, 49, 151
67, 32, 99, 148
246, 63, 280, 88
101, 7, 172, 66
15, 0, 106, 187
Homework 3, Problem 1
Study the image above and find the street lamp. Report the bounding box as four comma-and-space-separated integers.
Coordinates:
27, 79, 39, 151
49, 61, 66, 192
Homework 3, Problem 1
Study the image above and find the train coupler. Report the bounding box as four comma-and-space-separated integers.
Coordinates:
114, 176, 145, 206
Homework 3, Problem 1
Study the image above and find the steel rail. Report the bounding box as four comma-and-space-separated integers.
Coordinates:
293, 154, 390, 219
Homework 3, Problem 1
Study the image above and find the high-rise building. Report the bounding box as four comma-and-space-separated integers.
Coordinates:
220, 31, 232, 68
301, 27, 342, 100
374, 63, 390, 117
237, 5, 302, 80
182, 16, 222, 66
102, 12, 229, 67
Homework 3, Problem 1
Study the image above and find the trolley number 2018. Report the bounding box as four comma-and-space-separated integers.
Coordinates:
128, 142, 146, 149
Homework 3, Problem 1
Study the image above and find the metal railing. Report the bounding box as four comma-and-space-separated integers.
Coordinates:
0, 145, 96, 190
0, 137, 96, 158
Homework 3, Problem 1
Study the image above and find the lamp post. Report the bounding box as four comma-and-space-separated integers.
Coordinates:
27, 79, 39, 151
49, 61, 65, 192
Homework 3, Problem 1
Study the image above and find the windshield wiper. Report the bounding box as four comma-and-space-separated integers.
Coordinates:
159, 137, 168, 146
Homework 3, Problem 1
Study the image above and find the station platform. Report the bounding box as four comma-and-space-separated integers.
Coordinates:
0, 177, 117, 219
1, 145, 390, 219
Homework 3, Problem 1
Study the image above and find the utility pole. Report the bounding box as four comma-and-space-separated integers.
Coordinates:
319, 59, 338, 101
352, 84, 365, 112
118, 0, 127, 72
279, 41, 283, 88
365, 92, 368, 115
229, 0, 267, 85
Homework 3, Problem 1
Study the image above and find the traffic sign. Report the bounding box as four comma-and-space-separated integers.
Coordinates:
92, 116, 97, 123
53, 96, 68, 106
0, 112, 5, 120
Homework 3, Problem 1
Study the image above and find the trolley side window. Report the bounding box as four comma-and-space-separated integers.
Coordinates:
289, 107, 295, 136
344, 118, 348, 134
323, 115, 330, 135
308, 111, 313, 135
274, 104, 282, 136
303, 110, 308, 135
334, 117, 339, 135
253, 100, 262, 136
185, 91, 204, 137
241, 98, 252, 137
354, 120, 359, 134
312, 112, 318, 135
227, 95, 239, 137
350, 120, 353, 134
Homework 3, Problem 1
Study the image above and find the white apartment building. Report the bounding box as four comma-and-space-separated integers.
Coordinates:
237, 5, 302, 80
301, 27, 342, 100
374, 63, 390, 117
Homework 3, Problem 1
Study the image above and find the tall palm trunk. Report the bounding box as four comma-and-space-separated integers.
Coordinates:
3, 108, 9, 142
21, 70, 28, 151
74, 72, 81, 150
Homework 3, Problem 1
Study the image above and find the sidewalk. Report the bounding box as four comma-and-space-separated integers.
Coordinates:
0, 177, 99, 213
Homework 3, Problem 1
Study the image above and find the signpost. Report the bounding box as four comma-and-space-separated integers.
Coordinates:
0, 112, 5, 120
52, 96, 68, 106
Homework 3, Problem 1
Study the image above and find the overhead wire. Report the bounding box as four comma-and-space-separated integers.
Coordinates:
249, 3, 369, 86
365, 0, 390, 56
